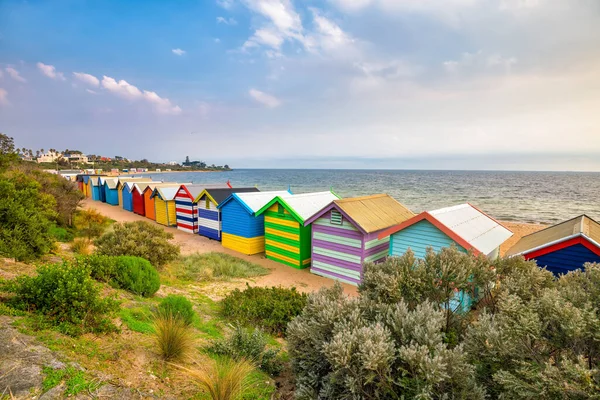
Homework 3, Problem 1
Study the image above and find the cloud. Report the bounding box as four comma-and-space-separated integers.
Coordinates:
5, 67, 27, 83
443, 51, 517, 73
0, 88, 8, 106
85, 89, 98, 94
172, 48, 186, 56
217, 0, 235, 9
244, 28, 285, 49
73, 72, 100, 87
100, 75, 181, 114
217, 16, 237, 25
37, 62, 66, 81
249, 88, 281, 108
309, 9, 354, 51
241, 0, 306, 51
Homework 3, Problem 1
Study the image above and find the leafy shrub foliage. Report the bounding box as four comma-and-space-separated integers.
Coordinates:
73, 208, 110, 241
49, 225, 75, 243
112, 256, 160, 297
153, 312, 194, 361
9, 260, 118, 335
95, 221, 180, 267
288, 248, 600, 399
81, 254, 160, 297
221, 285, 307, 336
209, 325, 283, 376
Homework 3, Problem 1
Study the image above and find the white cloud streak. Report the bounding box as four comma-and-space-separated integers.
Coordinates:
37, 62, 66, 81
5, 67, 27, 83
100, 76, 182, 115
172, 48, 186, 56
249, 88, 281, 108
217, 16, 238, 25
0, 88, 8, 106
73, 72, 100, 87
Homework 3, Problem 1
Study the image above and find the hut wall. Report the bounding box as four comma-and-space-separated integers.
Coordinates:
389, 220, 466, 258
122, 189, 134, 211
264, 203, 311, 269
99, 181, 106, 202
198, 197, 221, 240
104, 186, 119, 206
310, 211, 364, 285
528, 243, 600, 276
155, 198, 177, 226
132, 190, 145, 215
175, 188, 197, 234
144, 191, 156, 220
91, 185, 101, 201
220, 199, 266, 255
118, 188, 124, 207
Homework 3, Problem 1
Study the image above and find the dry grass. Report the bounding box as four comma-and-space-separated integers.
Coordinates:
153, 312, 195, 361
177, 357, 255, 400
69, 238, 91, 255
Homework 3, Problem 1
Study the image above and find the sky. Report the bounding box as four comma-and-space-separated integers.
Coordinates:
0, 0, 599, 170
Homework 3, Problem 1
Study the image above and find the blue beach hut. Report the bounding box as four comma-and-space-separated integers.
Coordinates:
103, 178, 120, 205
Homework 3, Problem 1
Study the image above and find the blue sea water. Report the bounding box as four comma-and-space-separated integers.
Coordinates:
137, 169, 600, 224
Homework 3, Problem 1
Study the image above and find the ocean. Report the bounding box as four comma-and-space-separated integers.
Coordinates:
137, 169, 600, 224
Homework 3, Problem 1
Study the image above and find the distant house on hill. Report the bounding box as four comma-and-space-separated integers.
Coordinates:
506, 215, 600, 275
37, 151, 62, 163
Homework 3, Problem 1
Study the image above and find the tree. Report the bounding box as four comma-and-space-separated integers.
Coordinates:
0, 133, 19, 171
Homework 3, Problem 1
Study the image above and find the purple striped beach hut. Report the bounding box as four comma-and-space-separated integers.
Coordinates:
304, 194, 415, 285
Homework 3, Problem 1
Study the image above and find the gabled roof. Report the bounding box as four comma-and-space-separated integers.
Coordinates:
198, 187, 260, 205
217, 190, 293, 214
151, 186, 179, 201
141, 182, 181, 195
378, 203, 513, 256
175, 182, 232, 202
256, 191, 340, 223
123, 181, 154, 192
116, 177, 152, 189
506, 215, 600, 257
305, 194, 415, 233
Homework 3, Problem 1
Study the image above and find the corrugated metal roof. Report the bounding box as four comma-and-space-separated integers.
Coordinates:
506, 215, 600, 256
333, 194, 415, 233
124, 181, 154, 191
429, 204, 513, 255
234, 191, 293, 214
282, 191, 340, 222
182, 183, 233, 202
141, 182, 181, 193
202, 188, 260, 205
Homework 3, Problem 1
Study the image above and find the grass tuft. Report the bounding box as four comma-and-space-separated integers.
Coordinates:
69, 238, 91, 255
153, 312, 195, 361
169, 253, 268, 282
178, 357, 255, 400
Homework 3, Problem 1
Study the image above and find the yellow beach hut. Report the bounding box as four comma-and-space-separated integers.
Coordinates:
151, 186, 180, 226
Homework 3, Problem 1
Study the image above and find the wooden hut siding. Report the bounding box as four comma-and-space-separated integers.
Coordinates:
198, 202, 221, 240
155, 197, 177, 226
103, 182, 119, 206
175, 187, 197, 234
118, 188, 124, 207
533, 244, 600, 275
390, 220, 466, 259
264, 204, 312, 269
91, 180, 102, 201
220, 200, 266, 255
122, 187, 134, 211
144, 189, 156, 220
132, 187, 145, 215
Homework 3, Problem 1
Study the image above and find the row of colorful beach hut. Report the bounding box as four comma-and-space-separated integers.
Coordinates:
76, 173, 600, 286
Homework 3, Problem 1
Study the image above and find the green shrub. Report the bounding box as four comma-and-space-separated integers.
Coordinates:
158, 295, 195, 326
221, 285, 307, 336
49, 225, 74, 242
153, 312, 195, 361
73, 209, 110, 241
83, 254, 118, 283
172, 252, 269, 282
210, 325, 283, 376
94, 221, 179, 267
112, 256, 160, 297
9, 260, 118, 335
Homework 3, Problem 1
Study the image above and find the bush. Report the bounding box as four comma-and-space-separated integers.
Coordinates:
49, 225, 74, 242
158, 295, 195, 326
172, 253, 269, 282
221, 285, 307, 336
83, 254, 118, 283
112, 256, 160, 297
9, 260, 118, 335
209, 325, 283, 376
95, 221, 179, 267
73, 209, 110, 241
153, 312, 194, 361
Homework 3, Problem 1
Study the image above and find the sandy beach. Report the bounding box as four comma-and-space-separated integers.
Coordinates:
83, 199, 546, 296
